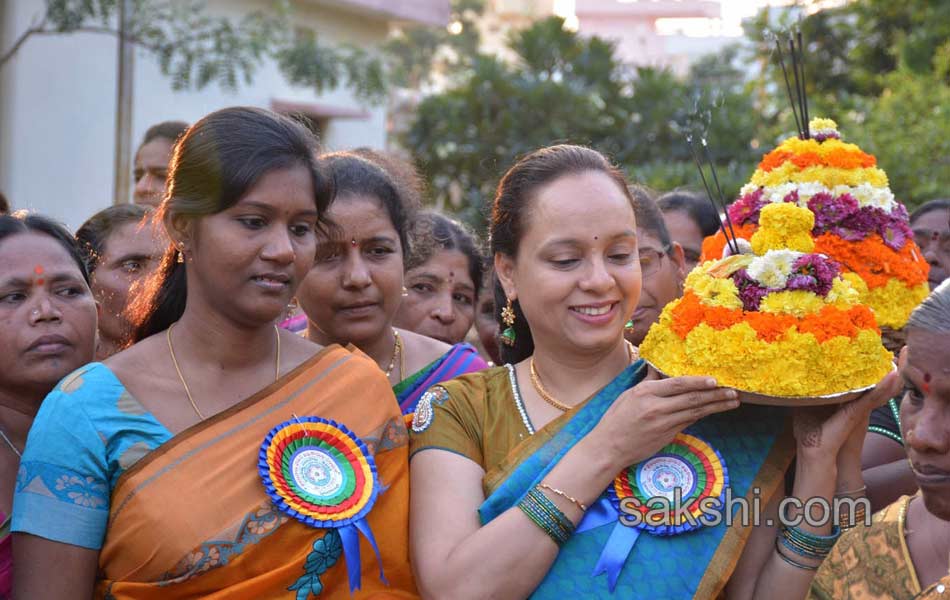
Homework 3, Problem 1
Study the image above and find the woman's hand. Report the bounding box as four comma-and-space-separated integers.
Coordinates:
590, 368, 740, 471
793, 370, 901, 469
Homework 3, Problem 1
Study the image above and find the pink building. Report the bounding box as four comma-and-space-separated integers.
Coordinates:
575, 0, 726, 75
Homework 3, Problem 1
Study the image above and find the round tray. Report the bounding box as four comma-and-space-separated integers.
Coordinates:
643, 360, 887, 406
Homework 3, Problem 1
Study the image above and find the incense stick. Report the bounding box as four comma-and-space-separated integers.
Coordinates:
701, 138, 740, 251
775, 38, 803, 138
796, 31, 810, 138
686, 135, 738, 255
789, 38, 806, 140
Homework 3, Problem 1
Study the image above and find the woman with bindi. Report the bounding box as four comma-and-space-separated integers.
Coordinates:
298, 152, 486, 416
12, 108, 418, 598
408, 144, 898, 599
0, 212, 98, 598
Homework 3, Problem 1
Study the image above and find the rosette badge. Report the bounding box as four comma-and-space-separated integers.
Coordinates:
259, 416, 386, 592
702, 118, 929, 329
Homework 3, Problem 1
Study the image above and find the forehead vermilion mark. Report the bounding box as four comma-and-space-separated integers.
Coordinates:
34, 265, 44, 275
923, 372, 932, 394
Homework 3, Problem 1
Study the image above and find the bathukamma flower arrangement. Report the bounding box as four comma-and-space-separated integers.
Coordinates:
701, 118, 929, 328
258, 416, 386, 591
640, 199, 894, 399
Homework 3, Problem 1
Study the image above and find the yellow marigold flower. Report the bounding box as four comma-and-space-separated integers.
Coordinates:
759, 291, 825, 317
750, 166, 888, 188
809, 117, 838, 132
751, 204, 815, 254
684, 269, 743, 309
640, 320, 892, 396
826, 276, 861, 308
865, 280, 931, 329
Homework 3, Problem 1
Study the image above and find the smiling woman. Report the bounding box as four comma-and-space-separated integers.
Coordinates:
0, 212, 98, 598
11, 108, 419, 599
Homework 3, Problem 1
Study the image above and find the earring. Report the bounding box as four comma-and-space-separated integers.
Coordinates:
500, 298, 516, 347
401, 286, 409, 297
624, 319, 635, 333
176, 245, 185, 264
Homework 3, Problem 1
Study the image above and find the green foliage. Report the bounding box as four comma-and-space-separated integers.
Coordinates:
2, 0, 387, 101
743, 1, 950, 207
384, 0, 484, 89
845, 46, 950, 207
403, 17, 761, 228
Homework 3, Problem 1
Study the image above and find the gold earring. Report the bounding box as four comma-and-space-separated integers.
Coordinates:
500, 298, 516, 346
176, 246, 185, 263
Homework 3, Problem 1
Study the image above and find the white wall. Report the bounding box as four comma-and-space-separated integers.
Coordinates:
1, 0, 390, 229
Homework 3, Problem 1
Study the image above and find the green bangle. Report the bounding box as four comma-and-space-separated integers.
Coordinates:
518, 488, 574, 546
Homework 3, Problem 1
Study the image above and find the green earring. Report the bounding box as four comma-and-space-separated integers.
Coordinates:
624, 319, 635, 333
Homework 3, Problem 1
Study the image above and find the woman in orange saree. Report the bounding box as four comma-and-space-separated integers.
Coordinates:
12, 107, 417, 598
96, 344, 414, 598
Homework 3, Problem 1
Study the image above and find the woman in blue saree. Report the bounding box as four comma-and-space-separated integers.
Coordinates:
408, 145, 900, 599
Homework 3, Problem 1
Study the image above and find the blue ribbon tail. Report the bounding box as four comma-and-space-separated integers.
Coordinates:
591, 523, 641, 592
576, 497, 619, 534
355, 518, 388, 585
338, 525, 362, 592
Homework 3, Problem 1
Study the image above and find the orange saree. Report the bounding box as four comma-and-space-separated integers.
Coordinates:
96, 345, 417, 599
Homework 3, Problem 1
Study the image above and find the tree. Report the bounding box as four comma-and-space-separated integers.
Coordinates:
1, 0, 387, 101
742, 0, 950, 208
404, 17, 761, 226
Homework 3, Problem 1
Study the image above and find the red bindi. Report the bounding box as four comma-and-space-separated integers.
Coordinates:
34, 265, 44, 275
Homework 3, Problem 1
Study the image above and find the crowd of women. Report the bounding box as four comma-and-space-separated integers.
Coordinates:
0, 106, 947, 599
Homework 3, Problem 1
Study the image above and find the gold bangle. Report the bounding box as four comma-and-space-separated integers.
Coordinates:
538, 483, 587, 512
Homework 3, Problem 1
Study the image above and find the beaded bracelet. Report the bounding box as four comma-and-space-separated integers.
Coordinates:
774, 538, 819, 571
518, 487, 575, 547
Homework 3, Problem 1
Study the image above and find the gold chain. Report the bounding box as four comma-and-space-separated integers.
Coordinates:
386, 328, 403, 379
529, 358, 573, 412
530, 341, 640, 413
167, 322, 281, 420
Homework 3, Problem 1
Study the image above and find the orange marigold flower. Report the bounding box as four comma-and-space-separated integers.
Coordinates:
813, 233, 928, 288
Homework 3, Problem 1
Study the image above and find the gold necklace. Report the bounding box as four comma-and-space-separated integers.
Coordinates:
529, 359, 573, 412
530, 341, 640, 413
386, 329, 403, 379
167, 322, 281, 420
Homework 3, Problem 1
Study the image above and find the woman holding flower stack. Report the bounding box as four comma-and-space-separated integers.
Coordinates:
408, 144, 900, 599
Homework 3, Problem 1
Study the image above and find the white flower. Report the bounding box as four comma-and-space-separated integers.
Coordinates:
740, 183, 760, 197
766, 183, 798, 204
747, 249, 802, 289
795, 181, 827, 202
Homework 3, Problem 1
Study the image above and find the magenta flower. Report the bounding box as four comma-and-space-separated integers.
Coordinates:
808, 192, 859, 232
728, 188, 769, 226
732, 269, 770, 311
790, 254, 839, 296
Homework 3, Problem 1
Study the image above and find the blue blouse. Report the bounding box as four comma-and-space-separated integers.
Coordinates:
12, 363, 171, 549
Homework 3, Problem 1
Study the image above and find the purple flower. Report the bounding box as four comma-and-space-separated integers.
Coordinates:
808, 192, 859, 232
790, 254, 839, 296
782, 190, 800, 204
879, 216, 912, 250
813, 131, 840, 142
728, 188, 767, 225
732, 269, 770, 311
